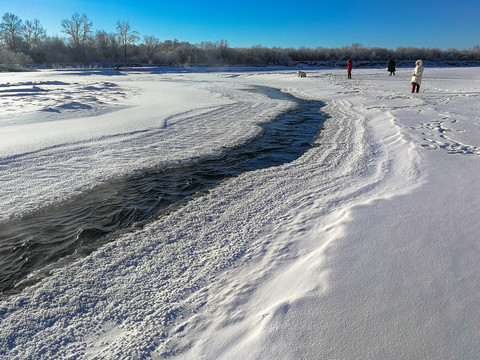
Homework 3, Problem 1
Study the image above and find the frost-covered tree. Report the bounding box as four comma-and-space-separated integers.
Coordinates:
95, 30, 119, 63
0, 13, 24, 51
116, 20, 139, 63
143, 35, 160, 64
23, 19, 47, 48
61, 13, 92, 48
42, 36, 70, 64
23, 19, 47, 61
61, 13, 93, 62
0, 48, 32, 70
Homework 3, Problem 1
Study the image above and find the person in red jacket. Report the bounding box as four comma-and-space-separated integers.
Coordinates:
346, 58, 353, 79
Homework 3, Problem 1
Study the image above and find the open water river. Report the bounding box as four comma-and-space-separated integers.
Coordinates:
0, 87, 327, 298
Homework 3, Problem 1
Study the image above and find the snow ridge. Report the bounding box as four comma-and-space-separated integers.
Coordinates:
0, 68, 439, 359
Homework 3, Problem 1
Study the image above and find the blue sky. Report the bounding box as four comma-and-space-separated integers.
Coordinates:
1, 0, 479, 49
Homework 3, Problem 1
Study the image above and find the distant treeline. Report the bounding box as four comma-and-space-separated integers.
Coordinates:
1, 12, 480, 70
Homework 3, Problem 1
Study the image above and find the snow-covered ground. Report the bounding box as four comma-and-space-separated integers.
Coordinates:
1, 66, 480, 359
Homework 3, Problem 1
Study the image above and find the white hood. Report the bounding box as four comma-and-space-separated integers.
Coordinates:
412, 60, 425, 85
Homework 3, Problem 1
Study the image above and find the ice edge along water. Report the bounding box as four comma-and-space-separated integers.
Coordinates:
0, 86, 326, 297
2, 67, 480, 359
0, 69, 421, 358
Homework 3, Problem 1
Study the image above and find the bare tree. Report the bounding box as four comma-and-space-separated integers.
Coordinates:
116, 20, 139, 63
61, 13, 92, 48
23, 19, 46, 50
0, 13, 24, 51
143, 35, 160, 64
95, 30, 119, 62
217, 39, 230, 62
351, 43, 364, 50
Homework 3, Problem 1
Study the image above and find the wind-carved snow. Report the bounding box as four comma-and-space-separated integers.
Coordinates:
0, 76, 292, 222
1, 67, 480, 359
0, 79, 131, 125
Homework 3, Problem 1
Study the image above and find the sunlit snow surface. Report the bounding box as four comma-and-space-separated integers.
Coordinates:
1, 67, 480, 359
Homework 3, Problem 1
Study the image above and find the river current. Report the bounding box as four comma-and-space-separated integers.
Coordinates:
0, 87, 327, 298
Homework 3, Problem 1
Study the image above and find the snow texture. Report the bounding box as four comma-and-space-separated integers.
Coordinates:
1, 66, 480, 359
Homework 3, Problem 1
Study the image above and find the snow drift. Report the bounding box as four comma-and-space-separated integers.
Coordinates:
1, 66, 480, 359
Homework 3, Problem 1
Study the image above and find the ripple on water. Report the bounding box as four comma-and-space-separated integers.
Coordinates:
0, 87, 327, 298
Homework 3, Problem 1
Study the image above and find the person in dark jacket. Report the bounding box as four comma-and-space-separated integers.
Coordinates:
346, 59, 353, 79
388, 58, 396, 76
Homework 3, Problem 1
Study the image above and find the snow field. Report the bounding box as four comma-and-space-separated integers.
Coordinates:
0, 70, 294, 221
0, 66, 480, 359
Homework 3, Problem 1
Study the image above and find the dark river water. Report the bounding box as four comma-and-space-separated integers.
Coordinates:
0, 87, 327, 298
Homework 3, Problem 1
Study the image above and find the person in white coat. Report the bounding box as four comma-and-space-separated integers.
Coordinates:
411, 59, 424, 93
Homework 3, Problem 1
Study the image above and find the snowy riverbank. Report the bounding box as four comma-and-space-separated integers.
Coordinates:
1, 66, 480, 359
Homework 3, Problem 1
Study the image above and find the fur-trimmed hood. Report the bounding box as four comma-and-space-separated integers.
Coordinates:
412, 60, 425, 85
